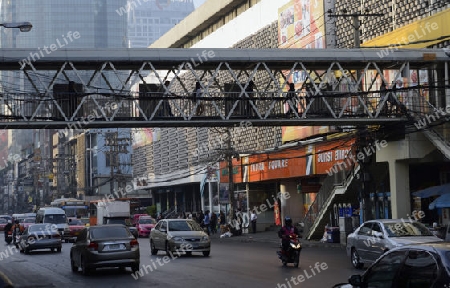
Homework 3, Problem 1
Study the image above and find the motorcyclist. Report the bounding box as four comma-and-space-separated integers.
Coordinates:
11, 220, 24, 244
4, 220, 12, 242
278, 216, 300, 258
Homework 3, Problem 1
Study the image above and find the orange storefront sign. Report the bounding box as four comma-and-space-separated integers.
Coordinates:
243, 148, 308, 182
220, 158, 242, 183
315, 138, 355, 174
219, 138, 355, 183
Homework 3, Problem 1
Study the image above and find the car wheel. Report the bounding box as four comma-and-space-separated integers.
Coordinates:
202, 251, 210, 257
70, 255, 78, 272
131, 263, 139, 273
81, 256, 91, 275
57, 247, 62, 253
351, 248, 364, 269
186, 251, 192, 256
24, 247, 29, 254
150, 240, 158, 255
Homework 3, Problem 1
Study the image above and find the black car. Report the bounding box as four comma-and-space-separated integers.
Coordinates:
334, 242, 450, 288
18, 224, 62, 254
70, 224, 140, 275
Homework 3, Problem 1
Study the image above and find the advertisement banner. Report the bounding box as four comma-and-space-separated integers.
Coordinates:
278, 0, 325, 49
278, 0, 329, 143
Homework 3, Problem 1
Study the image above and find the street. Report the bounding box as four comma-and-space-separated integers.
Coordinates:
0, 236, 361, 288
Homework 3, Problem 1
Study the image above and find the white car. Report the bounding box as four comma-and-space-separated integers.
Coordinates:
346, 219, 442, 269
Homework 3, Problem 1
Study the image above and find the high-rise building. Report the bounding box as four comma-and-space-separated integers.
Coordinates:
126, 0, 195, 48
0, 0, 130, 208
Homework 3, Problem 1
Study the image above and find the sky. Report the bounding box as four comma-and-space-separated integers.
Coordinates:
193, 0, 206, 8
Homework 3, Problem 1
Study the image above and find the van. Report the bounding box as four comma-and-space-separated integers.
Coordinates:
36, 207, 71, 242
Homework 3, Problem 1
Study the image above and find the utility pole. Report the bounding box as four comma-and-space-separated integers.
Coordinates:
105, 130, 131, 196
226, 129, 234, 221
327, 9, 383, 48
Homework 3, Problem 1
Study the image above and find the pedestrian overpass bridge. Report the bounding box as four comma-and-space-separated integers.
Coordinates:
0, 48, 448, 129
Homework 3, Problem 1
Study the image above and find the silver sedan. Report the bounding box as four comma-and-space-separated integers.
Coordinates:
346, 219, 442, 269
150, 219, 210, 257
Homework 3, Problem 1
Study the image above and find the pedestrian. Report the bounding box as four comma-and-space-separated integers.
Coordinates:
250, 209, 257, 233
203, 210, 211, 235
219, 211, 226, 233
285, 82, 296, 117
393, 79, 407, 115
245, 80, 255, 117
197, 210, 204, 225
210, 212, 217, 234
193, 81, 204, 116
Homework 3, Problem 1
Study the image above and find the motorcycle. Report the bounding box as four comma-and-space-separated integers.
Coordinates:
276, 233, 302, 267
5, 231, 12, 245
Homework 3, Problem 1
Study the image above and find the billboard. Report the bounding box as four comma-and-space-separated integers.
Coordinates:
132, 128, 161, 149
278, 0, 328, 143
278, 0, 325, 49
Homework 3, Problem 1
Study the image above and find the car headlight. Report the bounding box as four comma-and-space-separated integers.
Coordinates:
201, 236, 209, 242
171, 236, 185, 242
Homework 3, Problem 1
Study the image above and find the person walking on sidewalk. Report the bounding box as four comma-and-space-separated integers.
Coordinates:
250, 210, 257, 233
203, 210, 211, 235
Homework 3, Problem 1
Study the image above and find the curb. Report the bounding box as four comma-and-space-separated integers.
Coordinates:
0, 271, 14, 288
212, 235, 345, 249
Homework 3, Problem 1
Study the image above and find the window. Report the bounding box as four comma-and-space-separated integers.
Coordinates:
90, 227, 130, 239
160, 221, 167, 231
358, 223, 372, 236
363, 250, 408, 288
43, 214, 67, 224
396, 250, 439, 288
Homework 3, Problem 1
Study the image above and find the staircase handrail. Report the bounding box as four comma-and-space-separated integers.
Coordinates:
302, 150, 358, 235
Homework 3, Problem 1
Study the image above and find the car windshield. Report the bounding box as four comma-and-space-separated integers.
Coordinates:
385, 222, 434, 237
139, 218, 156, 224
0, 219, 6, 224
168, 220, 203, 232
90, 227, 130, 239
69, 220, 83, 225
29, 224, 55, 233
44, 214, 67, 224
23, 218, 35, 223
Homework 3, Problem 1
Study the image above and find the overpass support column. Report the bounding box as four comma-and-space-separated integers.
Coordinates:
279, 181, 299, 225
388, 160, 410, 219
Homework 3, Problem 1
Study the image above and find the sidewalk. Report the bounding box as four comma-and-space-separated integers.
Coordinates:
209, 229, 345, 249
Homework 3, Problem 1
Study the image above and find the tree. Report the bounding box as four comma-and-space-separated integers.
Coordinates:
146, 205, 156, 218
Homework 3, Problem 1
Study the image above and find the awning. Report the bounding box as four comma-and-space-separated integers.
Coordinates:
412, 183, 450, 198
429, 193, 450, 210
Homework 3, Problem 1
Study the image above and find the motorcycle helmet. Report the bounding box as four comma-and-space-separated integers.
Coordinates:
14, 220, 19, 224
285, 216, 292, 226
7, 220, 11, 224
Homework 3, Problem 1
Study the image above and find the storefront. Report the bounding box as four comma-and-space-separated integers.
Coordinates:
219, 137, 356, 229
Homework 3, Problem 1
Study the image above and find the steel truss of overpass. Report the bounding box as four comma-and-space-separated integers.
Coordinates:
0, 48, 448, 129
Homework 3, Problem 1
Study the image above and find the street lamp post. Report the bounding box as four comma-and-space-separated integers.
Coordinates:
0, 22, 32, 32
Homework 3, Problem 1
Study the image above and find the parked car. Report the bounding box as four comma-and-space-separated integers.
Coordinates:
136, 216, 156, 237
0, 218, 7, 231
334, 242, 450, 288
150, 219, 210, 257
22, 218, 36, 230
18, 223, 62, 254
67, 219, 86, 242
347, 219, 442, 269
70, 224, 140, 275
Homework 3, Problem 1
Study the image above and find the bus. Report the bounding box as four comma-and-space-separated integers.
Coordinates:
50, 198, 89, 219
